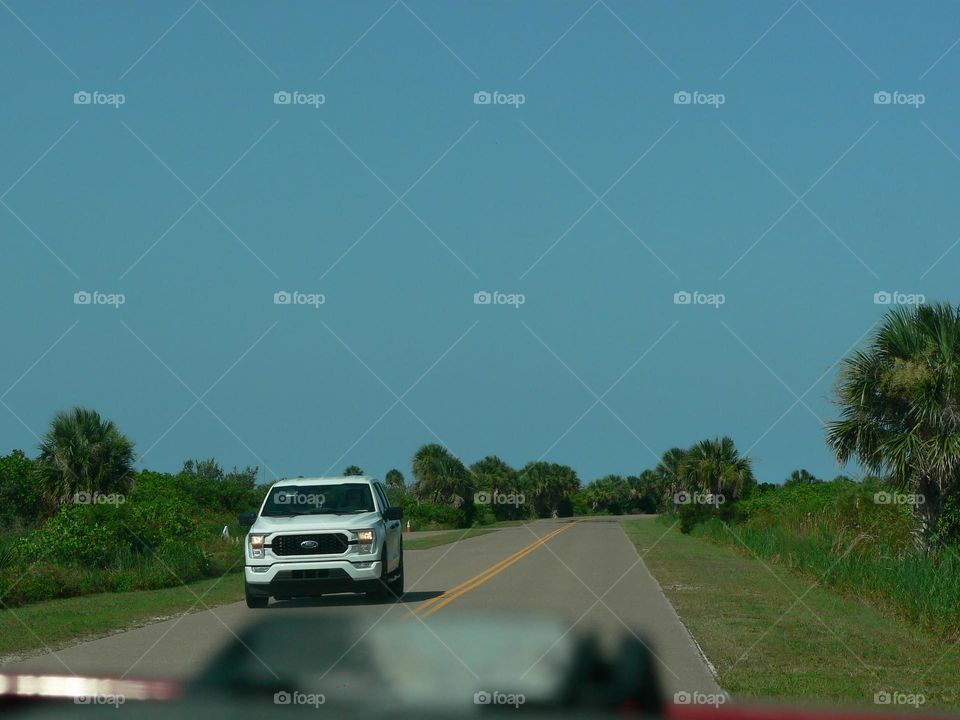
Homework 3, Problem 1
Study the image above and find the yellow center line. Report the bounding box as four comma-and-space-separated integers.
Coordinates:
405, 522, 576, 620
406, 524, 569, 617
404, 525, 568, 618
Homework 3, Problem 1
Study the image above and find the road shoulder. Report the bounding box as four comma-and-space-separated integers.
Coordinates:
622, 517, 960, 710
0, 573, 244, 664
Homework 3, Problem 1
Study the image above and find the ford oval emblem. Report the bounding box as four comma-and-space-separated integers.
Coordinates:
300, 540, 319, 550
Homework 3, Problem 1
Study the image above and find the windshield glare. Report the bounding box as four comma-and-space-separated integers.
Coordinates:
262, 483, 375, 515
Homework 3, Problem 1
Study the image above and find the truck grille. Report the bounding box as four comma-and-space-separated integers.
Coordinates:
275, 568, 349, 580
272, 533, 348, 556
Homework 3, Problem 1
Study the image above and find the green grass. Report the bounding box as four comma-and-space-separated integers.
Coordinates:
696, 481, 960, 638
692, 518, 960, 638
0, 573, 243, 658
622, 518, 960, 709
405, 528, 498, 550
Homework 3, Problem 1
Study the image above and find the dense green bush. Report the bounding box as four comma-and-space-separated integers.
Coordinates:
676, 497, 743, 533
0, 537, 243, 607
0, 450, 45, 528
0, 492, 244, 608
731, 478, 917, 554
0, 419, 267, 610
393, 494, 470, 530
12, 498, 207, 570
131, 469, 265, 515
678, 479, 960, 637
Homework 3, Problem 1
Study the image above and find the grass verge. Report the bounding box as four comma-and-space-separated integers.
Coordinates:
0, 573, 243, 659
622, 518, 960, 710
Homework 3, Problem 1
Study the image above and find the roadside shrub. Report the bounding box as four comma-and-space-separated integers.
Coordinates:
0, 458, 255, 609
128, 496, 204, 548
12, 498, 205, 570
688, 478, 960, 637
1, 562, 101, 604
734, 479, 916, 555
398, 497, 468, 529
933, 493, 960, 547
0, 450, 45, 528
677, 499, 743, 534
131, 469, 265, 515
678, 502, 710, 533
472, 503, 497, 526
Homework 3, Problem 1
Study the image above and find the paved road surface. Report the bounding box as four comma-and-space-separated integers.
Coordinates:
3, 517, 720, 698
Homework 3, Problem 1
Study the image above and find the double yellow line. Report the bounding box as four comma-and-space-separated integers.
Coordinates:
407, 522, 575, 619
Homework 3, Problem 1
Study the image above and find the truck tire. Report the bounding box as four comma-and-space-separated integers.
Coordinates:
245, 583, 269, 609
387, 550, 404, 598
367, 547, 402, 600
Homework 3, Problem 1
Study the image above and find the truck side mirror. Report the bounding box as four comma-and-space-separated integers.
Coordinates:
383, 507, 403, 521
239, 512, 257, 526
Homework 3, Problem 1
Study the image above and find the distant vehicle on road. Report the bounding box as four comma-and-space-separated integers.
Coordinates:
239, 476, 404, 608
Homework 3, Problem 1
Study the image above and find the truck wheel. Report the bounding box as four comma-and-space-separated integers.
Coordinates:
387, 550, 404, 598
245, 583, 268, 609
367, 548, 397, 600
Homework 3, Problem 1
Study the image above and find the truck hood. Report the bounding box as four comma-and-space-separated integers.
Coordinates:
251, 511, 381, 534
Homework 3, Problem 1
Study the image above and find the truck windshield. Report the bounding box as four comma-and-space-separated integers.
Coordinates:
261, 483, 375, 516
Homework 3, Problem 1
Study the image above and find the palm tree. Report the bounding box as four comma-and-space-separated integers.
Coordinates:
343, 465, 364, 476
629, 470, 662, 513
471, 455, 517, 495
785, 468, 820, 485
519, 462, 580, 517
38, 407, 135, 506
411, 444, 472, 506
827, 303, 960, 548
384, 468, 406, 491
655, 447, 688, 504
683, 437, 754, 500
471, 455, 523, 517
584, 475, 629, 514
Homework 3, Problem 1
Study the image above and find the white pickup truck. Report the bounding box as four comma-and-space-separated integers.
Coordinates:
239, 476, 404, 608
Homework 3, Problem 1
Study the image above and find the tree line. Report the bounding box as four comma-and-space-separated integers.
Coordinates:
2, 302, 960, 551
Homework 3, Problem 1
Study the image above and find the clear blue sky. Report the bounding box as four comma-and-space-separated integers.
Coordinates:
2, 1, 959, 485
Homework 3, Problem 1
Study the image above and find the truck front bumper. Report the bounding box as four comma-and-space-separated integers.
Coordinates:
244, 560, 383, 597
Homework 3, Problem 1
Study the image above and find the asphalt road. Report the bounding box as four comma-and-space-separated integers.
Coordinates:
3, 517, 720, 699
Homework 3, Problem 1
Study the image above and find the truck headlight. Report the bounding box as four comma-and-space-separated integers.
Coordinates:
249, 534, 267, 559
356, 529, 375, 553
